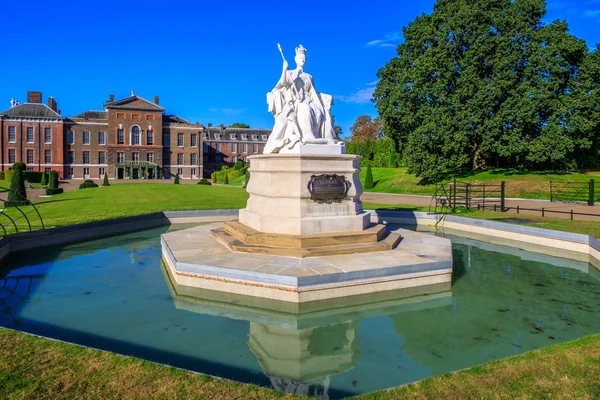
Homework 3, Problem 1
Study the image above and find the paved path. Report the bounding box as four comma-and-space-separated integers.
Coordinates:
362, 192, 600, 221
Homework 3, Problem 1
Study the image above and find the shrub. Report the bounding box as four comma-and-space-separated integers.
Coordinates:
102, 173, 110, 187
210, 172, 217, 182
364, 165, 375, 189
0, 171, 4, 180
233, 160, 245, 170
174, 174, 180, 184
197, 178, 212, 185
388, 151, 396, 168
11, 162, 26, 171
244, 171, 250, 188
4, 170, 13, 182
6, 165, 29, 206
48, 170, 59, 189
41, 172, 47, 186
23, 171, 44, 183
79, 179, 98, 189
45, 187, 63, 195
223, 173, 229, 184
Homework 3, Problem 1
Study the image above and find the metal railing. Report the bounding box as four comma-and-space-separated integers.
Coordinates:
430, 180, 506, 214
550, 180, 595, 205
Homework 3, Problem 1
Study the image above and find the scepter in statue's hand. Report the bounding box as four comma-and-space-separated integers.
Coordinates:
277, 43, 288, 70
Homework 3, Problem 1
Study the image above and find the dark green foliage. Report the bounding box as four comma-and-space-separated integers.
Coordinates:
22, 171, 44, 183
233, 160, 245, 170
197, 178, 212, 185
11, 162, 26, 171
41, 172, 47, 186
79, 180, 98, 189
364, 165, 375, 189
347, 137, 396, 167
228, 122, 250, 128
45, 187, 63, 195
48, 170, 59, 189
6, 165, 29, 206
223, 173, 229, 185
0, 171, 4, 180
374, 0, 596, 182
102, 173, 110, 187
388, 151, 396, 168
244, 171, 250, 188
174, 174, 180, 184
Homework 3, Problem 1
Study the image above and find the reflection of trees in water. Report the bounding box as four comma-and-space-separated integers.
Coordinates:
0, 274, 45, 328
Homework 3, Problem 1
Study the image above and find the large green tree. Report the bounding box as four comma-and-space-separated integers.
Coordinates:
374, 0, 593, 183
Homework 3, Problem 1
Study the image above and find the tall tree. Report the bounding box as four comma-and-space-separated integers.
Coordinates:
349, 115, 383, 142
330, 114, 344, 138
229, 122, 250, 128
374, 0, 590, 183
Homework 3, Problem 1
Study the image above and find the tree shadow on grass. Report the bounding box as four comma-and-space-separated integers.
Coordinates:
487, 168, 571, 176
35, 197, 93, 205
374, 206, 421, 212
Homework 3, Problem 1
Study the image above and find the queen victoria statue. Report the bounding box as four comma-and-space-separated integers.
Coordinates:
263, 44, 342, 154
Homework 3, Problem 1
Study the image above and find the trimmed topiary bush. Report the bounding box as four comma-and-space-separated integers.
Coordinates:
102, 173, 110, 187
364, 165, 375, 189
45, 170, 63, 195
11, 162, 26, 171
174, 174, 180, 184
210, 172, 217, 182
223, 173, 229, 185
41, 172, 47, 186
388, 151, 396, 168
79, 179, 98, 189
197, 178, 212, 185
233, 160, 245, 170
6, 165, 29, 206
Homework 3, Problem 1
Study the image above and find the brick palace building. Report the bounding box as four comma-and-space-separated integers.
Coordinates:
0, 91, 270, 180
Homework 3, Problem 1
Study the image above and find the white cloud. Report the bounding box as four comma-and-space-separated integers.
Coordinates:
334, 87, 376, 104
208, 108, 246, 115
583, 9, 600, 17
366, 80, 380, 86
365, 31, 401, 48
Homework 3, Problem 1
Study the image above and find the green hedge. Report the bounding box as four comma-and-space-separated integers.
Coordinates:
214, 166, 248, 184
79, 180, 98, 189
197, 178, 212, 185
45, 188, 63, 195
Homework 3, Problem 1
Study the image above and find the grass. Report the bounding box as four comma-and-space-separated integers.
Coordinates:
1, 327, 599, 399
360, 167, 600, 200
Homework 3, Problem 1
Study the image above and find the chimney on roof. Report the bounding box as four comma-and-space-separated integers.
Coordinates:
109, 94, 114, 102
28, 91, 42, 104
154, 96, 159, 105
219, 124, 225, 129
48, 96, 58, 113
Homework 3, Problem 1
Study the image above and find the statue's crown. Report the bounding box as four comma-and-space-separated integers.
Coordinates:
295, 45, 306, 56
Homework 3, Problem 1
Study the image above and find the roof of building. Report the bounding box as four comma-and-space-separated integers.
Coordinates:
164, 115, 192, 124
204, 128, 270, 141
0, 103, 62, 119
72, 110, 108, 120
105, 95, 165, 112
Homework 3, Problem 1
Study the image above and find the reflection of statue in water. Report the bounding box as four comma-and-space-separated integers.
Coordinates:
264, 44, 341, 154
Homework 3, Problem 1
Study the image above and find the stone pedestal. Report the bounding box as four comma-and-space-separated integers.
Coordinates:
239, 147, 370, 236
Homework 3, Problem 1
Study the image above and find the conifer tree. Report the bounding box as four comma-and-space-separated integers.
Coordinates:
174, 174, 180, 184
364, 165, 374, 189
102, 173, 110, 187
6, 164, 28, 206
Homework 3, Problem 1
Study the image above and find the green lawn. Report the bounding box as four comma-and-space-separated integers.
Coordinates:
360, 167, 600, 200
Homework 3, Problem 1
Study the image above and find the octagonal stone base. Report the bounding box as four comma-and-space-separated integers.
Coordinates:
161, 222, 452, 303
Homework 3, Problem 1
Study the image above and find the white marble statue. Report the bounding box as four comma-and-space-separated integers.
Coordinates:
264, 44, 341, 154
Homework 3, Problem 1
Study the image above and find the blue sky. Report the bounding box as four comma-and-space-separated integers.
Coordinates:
1, 0, 599, 138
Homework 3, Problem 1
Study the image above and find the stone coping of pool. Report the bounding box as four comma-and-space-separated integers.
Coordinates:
0, 209, 598, 272
161, 221, 453, 303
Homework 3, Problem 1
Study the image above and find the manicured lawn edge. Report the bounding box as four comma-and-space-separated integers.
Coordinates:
2, 327, 599, 399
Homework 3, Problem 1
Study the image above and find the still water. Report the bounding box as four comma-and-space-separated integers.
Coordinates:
1, 225, 599, 398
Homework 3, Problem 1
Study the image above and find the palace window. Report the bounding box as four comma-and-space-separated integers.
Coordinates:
190, 153, 197, 165
99, 167, 105, 178
99, 152, 106, 164
242, 143, 248, 153
117, 152, 124, 163
241, 134, 247, 140
215, 143, 221, 152
147, 130, 154, 145
203, 143, 209, 153
67, 151, 74, 164
98, 131, 106, 145
27, 149, 34, 164
177, 154, 184, 165
8, 149, 15, 164
147, 152, 154, 163
8, 127, 16, 143
131, 126, 140, 145
83, 167, 90, 178
83, 131, 90, 145
67, 130, 74, 144
116, 113, 125, 119
191, 134, 197, 147
232, 143, 237, 153
230, 134, 237, 140
132, 152, 140, 162
45, 150, 52, 164
261, 135, 267, 141
177, 168, 183, 177
117, 129, 124, 144
27, 127, 34, 143
253, 144, 258, 153
163, 134, 170, 147
44, 127, 52, 144
177, 133, 184, 147
83, 151, 90, 164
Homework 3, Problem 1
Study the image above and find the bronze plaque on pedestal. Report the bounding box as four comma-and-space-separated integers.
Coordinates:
307, 174, 351, 204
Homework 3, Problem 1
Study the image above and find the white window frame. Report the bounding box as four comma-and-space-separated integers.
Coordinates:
117, 153, 125, 163
26, 127, 34, 143
99, 167, 105, 179
131, 125, 141, 146
98, 131, 106, 145
44, 127, 52, 144
83, 131, 90, 145
132, 152, 140, 162
191, 134, 197, 147
67, 130, 75, 145
8, 127, 16, 143
67, 151, 74, 164
242, 143, 248, 153
147, 152, 154, 163
83, 167, 90, 179
98, 151, 106, 164
83, 151, 90, 164
177, 133, 184, 147
27, 149, 34, 164
177, 153, 184, 165
232, 143, 237, 153
44, 150, 52, 164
